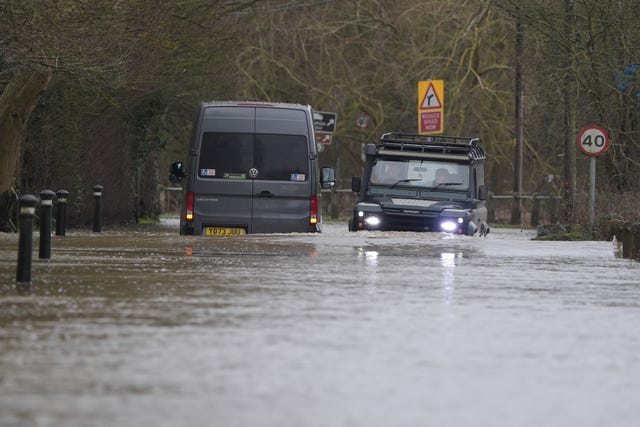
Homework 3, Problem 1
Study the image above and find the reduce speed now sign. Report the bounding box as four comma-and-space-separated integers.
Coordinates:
577, 125, 610, 157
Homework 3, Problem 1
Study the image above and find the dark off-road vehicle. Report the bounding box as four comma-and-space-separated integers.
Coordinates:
348, 132, 489, 236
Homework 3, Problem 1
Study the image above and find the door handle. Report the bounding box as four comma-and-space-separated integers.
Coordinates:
257, 190, 274, 197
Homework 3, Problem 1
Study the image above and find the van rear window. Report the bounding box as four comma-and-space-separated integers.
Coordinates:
198, 132, 309, 181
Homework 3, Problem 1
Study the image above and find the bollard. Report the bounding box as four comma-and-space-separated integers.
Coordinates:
16, 194, 39, 284
93, 185, 104, 233
38, 190, 55, 259
55, 189, 69, 236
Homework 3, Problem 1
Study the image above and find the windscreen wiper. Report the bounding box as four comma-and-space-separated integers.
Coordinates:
429, 181, 463, 189
390, 178, 421, 188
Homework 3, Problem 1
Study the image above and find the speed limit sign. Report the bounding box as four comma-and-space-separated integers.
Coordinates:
577, 125, 610, 157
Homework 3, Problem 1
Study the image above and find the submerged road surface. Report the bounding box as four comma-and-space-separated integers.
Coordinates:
0, 221, 639, 427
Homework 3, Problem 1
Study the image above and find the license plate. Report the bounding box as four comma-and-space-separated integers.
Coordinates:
205, 227, 245, 236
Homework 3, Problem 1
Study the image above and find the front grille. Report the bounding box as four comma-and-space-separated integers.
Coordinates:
381, 211, 439, 231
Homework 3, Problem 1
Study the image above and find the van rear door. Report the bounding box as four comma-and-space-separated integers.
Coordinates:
196, 132, 254, 233
195, 107, 255, 233
250, 107, 312, 233
251, 133, 311, 233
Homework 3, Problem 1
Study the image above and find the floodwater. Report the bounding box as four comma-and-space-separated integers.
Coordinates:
0, 220, 639, 427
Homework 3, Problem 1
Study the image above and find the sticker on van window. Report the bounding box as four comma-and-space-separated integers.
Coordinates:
224, 173, 247, 180
291, 174, 306, 181
200, 169, 216, 176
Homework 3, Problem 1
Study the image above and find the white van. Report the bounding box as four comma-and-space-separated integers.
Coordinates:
169, 101, 335, 235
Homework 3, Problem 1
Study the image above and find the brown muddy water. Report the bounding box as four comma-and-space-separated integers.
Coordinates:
1, 220, 639, 427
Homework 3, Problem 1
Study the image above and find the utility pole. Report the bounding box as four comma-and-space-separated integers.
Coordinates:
511, 16, 524, 225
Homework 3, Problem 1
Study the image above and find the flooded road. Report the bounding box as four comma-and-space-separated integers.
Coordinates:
1, 221, 639, 427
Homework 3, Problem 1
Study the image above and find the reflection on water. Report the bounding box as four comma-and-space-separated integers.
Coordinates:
440, 252, 456, 304
0, 223, 639, 427
356, 247, 379, 268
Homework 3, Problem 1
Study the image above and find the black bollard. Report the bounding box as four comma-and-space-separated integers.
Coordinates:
16, 194, 39, 284
38, 190, 55, 259
93, 185, 104, 233
55, 189, 69, 236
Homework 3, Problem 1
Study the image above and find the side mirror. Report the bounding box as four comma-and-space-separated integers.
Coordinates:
351, 177, 361, 193
169, 161, 186, 183
477, 184, 488, 201
320, 166, 336, 189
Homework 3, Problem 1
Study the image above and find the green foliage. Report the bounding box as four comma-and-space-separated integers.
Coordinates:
128, 95, 171, 159
137, 217, 160, 225
532, 231, 589, 241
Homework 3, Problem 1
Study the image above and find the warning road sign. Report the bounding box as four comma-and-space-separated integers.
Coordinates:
418, 80, 444, 134
420, 83, 442, 109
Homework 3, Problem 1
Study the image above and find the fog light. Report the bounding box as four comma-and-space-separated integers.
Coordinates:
365, 216, 381, 227
440, 220, 458, 232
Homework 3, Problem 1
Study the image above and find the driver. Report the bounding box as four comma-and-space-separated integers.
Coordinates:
372, 161, 406, 184
433, 168, 450, 185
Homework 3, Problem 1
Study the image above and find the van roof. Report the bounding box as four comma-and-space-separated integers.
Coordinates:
200, 101, 311, 110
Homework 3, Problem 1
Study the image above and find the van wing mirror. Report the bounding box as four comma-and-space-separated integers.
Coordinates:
169, 161, 186, 183
351, 177, 361, 193
477, 184, 488, 201
320, 166, 336, 189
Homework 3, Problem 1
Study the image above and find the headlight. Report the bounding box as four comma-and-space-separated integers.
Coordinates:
440, 217, 464, 233
365, 215, 381, 227
440, 220, 458, 232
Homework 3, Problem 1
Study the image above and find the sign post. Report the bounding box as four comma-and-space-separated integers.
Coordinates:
577, 125, 610, 232
417, 80, 444, 134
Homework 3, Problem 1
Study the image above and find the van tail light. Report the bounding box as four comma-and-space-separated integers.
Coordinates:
185, 191, 194, 222
309, 195, 318, 225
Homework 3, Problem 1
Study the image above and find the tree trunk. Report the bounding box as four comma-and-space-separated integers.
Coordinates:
563, 0, 577, 227
511, 16, 524, 225
0, 70, 53, 228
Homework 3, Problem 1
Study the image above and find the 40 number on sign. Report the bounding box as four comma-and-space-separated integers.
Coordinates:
577, 125, 610, 157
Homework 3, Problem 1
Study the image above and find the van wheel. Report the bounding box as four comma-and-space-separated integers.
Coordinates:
348, 218, 355, 232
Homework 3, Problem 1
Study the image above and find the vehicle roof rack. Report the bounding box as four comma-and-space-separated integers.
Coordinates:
380, 132, 485, 161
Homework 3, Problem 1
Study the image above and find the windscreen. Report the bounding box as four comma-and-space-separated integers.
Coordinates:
198, 132, 309, 181
370, 159, 469, 190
